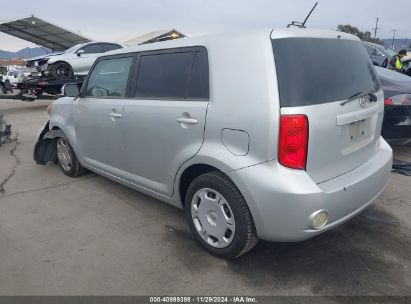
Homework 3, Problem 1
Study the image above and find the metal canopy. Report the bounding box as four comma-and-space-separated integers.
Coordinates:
125, 29, 185, 45
0, 16, 92, 52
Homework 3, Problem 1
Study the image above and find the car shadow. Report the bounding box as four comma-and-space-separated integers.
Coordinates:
162, 203, 410, 295
54, 169, 411, 296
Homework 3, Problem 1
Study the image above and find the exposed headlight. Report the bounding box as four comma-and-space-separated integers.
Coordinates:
40, 63, 49, 71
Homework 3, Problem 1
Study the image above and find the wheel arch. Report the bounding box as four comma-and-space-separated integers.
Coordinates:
34, 121, 78, 165
178, 163, 221, 207
51, 60, 72, 67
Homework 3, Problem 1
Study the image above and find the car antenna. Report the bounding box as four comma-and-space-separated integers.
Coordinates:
287, 2, 319, 28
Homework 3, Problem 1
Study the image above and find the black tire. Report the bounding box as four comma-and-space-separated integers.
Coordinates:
185, 172, 258, 259
51, 62, 73, 78
56, 137, 88, 177
1, 85, 6, 94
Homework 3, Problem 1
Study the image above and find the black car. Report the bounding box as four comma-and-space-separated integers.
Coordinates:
376, 66, 411, 145
363, 42, 397, 68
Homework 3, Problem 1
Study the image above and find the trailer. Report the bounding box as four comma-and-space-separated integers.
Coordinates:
16, 75, 85, 101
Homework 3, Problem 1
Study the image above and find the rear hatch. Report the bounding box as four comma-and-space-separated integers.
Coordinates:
272, 34, 384, 183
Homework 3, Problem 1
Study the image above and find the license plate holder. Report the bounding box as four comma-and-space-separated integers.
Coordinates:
341, 118, 374, 155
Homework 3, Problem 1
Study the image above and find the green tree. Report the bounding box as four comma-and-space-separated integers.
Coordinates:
337, 24, 384, 45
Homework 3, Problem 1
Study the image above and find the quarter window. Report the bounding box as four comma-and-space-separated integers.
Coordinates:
86, 57, 133, 98
135, 49, 209, 100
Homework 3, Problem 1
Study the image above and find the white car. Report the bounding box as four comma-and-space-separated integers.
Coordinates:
26, 42, 125, 77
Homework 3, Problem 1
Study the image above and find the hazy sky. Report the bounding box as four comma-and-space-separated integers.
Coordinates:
1, 0, 410, 51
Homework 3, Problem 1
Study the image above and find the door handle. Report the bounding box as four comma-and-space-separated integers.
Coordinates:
176, 117, 198, 125
108, 112, 122, 118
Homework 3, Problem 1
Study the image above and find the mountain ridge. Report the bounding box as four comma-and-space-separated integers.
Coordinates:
0, 47, 51, 60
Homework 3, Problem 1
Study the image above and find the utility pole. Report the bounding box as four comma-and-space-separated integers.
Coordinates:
391, 29, 397, 50
372, 17, 380, 39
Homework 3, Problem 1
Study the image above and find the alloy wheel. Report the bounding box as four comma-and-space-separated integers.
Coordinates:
56, 138, 72, 172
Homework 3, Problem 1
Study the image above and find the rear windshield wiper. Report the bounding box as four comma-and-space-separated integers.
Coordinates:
340, 91, 378, 107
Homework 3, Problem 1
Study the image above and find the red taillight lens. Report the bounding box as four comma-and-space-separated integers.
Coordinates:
384, 98, 393, 106
278, 115, 308, 170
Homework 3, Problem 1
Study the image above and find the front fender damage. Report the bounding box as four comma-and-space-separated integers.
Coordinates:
34, 121, 67, 165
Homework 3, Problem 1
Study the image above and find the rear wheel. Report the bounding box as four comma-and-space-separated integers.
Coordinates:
56, 138, 87, 177
185, 172, 258, 259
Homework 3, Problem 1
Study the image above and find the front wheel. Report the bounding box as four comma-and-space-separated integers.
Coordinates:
185, 172, 258, 259
51, 62, 73, 78
56, 138, 87, 177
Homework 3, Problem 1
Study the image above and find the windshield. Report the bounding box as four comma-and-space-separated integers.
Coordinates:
384, 48, 396, 57
64, 44, 84, 53
272, 38, 381, 107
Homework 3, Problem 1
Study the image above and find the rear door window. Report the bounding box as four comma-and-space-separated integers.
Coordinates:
272, 38, 381, 107
81, 44, 103, 54
134, 48, 209, 100
187, 50, 210, 99
102, 43, 123, 52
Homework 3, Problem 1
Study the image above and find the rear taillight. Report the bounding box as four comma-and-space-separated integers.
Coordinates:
278, 115, 308, 170
384, 98, 393, 106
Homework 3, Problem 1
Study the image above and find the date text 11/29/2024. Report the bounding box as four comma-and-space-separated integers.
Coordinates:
149, 296, 257, 303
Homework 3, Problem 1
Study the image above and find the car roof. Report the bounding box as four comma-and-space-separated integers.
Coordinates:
81, 41, 124, 46
102, 28, 359, 57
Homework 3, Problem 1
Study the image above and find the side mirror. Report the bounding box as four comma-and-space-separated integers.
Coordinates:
62, 84, 80, 97
76, 49, 84, 57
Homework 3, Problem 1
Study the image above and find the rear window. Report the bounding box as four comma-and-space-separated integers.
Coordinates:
272, 38, 381, 107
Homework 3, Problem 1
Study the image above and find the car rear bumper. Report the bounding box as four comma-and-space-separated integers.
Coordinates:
228, 138, 393, 242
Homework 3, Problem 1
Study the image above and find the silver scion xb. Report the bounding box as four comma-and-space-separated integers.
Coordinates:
34, 28, 393, 259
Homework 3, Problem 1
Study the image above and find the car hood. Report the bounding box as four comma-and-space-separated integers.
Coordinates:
375, 66, 411, 98
28, 52, 65, 62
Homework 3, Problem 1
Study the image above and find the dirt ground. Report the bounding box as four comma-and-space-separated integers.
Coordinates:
0, 98, 410, 296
